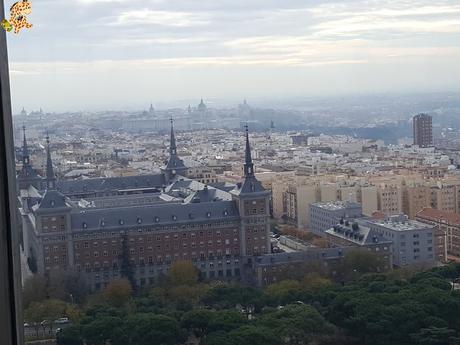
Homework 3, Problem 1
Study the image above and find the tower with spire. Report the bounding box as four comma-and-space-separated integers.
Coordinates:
45, 133, 56, 190
149, 103, 155, 116
231, 126, 271, 261
17, 126, 42, 191
162, 117, 188, 183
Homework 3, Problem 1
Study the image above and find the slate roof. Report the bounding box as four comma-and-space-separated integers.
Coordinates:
56, 174, 166, 194
230, 176, 268, 196
166, 178, 232, 201
70, 200, 239, 231
33, 190, 71, 213
17, 165, 41, 180
325, 222, 391, 246
208, 182, 237, 193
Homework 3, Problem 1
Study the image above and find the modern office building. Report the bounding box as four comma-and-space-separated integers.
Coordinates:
309, 201, 362, 235
413, 113, 433, 148
361, 214, 436, 267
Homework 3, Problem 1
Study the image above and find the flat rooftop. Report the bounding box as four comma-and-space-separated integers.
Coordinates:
370, 218, 434, 231
312, 201, 361, 211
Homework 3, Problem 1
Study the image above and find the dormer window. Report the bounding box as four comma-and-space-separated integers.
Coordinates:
172, 215, 177, 221
50, 200, 55, 207
82, 222, 88, 229
137, 218, 142, 224
206, 212, 211, 218
223, 210, 228, 216
100, 220, 105, 227
188, 213, 193, 219
119, 219, 124, 225
154, 216, 160, 223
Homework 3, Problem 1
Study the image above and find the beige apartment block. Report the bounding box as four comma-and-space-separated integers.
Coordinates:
320, 183, 338, 202
339, 185, 359, 203
431, 184, 457, 214
403, 185, 431, 219
272, 180, 289, 219
377, 184, 403, 215
361, 185, 378, 216
285, 184, 319, 229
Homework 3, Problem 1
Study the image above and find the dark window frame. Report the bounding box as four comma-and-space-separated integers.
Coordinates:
0, 0, 23, 343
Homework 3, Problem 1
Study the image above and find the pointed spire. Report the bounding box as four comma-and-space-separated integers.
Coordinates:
243, 124, 254, 177
169, 117, 177, 156
22, 125, 30, 166
45, 133, 56, 189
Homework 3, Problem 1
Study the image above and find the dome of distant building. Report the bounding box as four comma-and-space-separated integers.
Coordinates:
197, 98, 207, 112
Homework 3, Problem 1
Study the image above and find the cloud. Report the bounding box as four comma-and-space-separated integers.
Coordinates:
309, 2, 460, 37
78, 0, 128, 3
113, 9, 211, 27
7, 0, 460, 109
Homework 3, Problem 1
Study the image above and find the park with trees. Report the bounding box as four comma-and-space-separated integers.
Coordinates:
23, 257, 460, 345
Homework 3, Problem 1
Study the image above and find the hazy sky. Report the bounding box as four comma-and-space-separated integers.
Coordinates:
6, 0, 460, 112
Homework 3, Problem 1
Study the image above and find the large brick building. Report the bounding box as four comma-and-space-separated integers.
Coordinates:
19, 124, 271, 290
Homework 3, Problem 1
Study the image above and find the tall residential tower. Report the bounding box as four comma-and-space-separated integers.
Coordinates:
413, 113, 433, 148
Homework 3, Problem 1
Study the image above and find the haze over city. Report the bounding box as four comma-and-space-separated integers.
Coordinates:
7, 0, 460, 112
5, 1, 460, 345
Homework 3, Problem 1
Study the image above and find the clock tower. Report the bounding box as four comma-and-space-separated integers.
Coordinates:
231, 126, 271, 258
162, 118, 188, 183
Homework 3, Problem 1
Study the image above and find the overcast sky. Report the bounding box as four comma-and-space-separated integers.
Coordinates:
6, 0, 460, 112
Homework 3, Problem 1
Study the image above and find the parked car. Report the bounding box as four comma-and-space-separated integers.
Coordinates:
23, 323, 30, 328
54, 317, 69, 324
40, 320, 50, 326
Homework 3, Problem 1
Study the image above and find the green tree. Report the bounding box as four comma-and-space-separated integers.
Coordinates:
208, 310, 246, 333
342, 249, 381, 279
302, 274, 332, 290
56, 326, 83, 345
181, 309, 214, 338
169, 260, 199, 286
228, 326, 281, 345
265, 280, 301, 305
103, 279, 132, 307
22, 274, 47, 308
257, 304, 335, 345
24, 299, 69, 336
24, 301, 46, 337
81, 316, 126, 345
411, 327, 460, 345
201, 331, 235, 345
47, 269, 88, 303
127, 314, 184, 345
202, 285, 264, 314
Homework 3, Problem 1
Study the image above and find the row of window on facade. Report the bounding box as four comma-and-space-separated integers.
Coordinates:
71, 224, 240, 241
74, 231, 241, 249
74, 252, 245, 272
80, 210, 232, 229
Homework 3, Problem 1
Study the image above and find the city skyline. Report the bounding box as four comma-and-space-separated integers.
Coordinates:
7, 0, 460, 112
